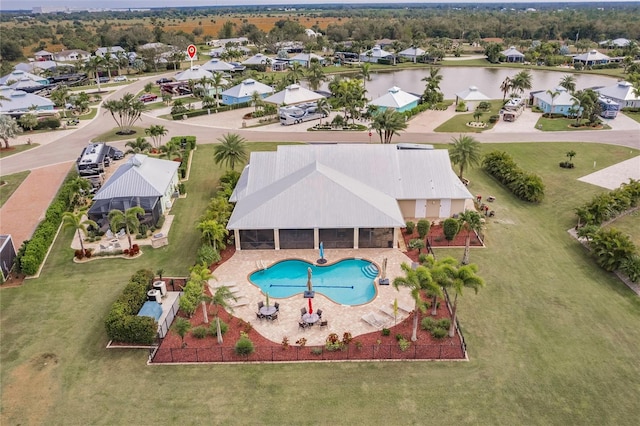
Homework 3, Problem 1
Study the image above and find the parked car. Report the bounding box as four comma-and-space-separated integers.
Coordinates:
111, 149, 124, 160
156, 77, 172, 84
113, 75, 127, 82
138, 93, 158, 102
97, 77, 110, 83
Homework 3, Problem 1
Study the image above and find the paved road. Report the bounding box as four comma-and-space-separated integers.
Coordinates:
2, 72, 639, 176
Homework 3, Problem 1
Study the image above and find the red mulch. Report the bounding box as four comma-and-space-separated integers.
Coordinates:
402, 225, 483, 263
0, 272, 26, 288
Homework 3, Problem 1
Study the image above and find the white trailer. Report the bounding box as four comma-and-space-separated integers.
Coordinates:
279, 102, 327, 125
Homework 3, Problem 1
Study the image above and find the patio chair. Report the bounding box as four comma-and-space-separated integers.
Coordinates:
116, 229, 126, 239
105, 229, 115, 239
258, 301, 264, 310
268, 312, 278, 321
300, 307, 307, 316
114, 242, 121, 249
316, 309, 323, 318
380, 305, 396, 319
298, 321, 308, 330
99, 244, 108, 251
397, 301, 414, 314
318, 320, 328, 327
256, 312, 265, 320
274, 302, 280, 311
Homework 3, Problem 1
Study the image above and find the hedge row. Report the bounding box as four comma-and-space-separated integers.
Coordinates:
171, 102, 250, 120
18, 175, 78, 275
575, 179, 640, 226
104, 269, 157, 344
482, 151, 545, 203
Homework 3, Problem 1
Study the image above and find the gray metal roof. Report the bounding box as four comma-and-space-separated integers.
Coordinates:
228, 144, 472, 230
369, 86, 419, 109
221, 79, 274, 98
596, 81, 639, 102
0, 86, 54, 113
93, 155, 179, 201
263, 84, 325, 105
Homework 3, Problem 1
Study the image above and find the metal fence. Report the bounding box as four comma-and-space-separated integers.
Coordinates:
157, 295, 181, 339
151, 342, 466, 363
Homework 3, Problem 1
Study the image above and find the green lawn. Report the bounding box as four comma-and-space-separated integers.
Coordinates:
0, 143, 39, 159
434, 100, 503, 133
91, 126, 147, 143
604, 212, 640, 247
0, 171, 30, 207
623, 110, 640, 124
1, 142, 639, 424
535, 115, 611, 131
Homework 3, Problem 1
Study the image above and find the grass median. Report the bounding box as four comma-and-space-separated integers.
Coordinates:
1, 142, 639, 424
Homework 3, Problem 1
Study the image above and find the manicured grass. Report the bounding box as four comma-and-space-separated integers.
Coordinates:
535, 115, 611, 131
1, 142, 639, 424
0, 170, 30, 207
0, 143, 39, 159
78, 108, 98, 120
623, 110, 640, 124
434, 100, 503, 133
604, 212, 640, 247
91, 126, 147, 143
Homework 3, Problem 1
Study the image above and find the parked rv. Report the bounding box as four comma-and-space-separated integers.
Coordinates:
279, 102, 327, 126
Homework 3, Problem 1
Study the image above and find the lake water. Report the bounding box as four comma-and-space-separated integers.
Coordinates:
320, 67, 619, 100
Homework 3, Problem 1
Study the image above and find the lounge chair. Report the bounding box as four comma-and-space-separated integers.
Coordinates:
380, 305, 397, 319
362, 312, 390, 329
397, 301, 414, 314
300, 307, 307, 316
230, 297, 249, 308
99, 244, 108, 251
116, 229, 126, 239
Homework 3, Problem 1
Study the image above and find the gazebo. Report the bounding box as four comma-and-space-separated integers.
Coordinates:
455, 86, 491, 111
263, 84, 325, 106
501, 46, 525, 63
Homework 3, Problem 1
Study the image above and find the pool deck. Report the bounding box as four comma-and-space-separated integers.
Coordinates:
209, 248, 417, 346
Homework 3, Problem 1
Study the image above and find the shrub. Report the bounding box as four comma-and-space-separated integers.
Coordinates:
381, 328, 391, 336
398, 337, 411, 352
395, 333, 405, 341
432, 328, 448, 339
296, 337, 307, 347
405, 221, 415, 234
192, 326, 208, 339
417, 219, 431, 239
436, 318, 451, 330
37, 117, 61, 130
483, 150, 545, 203
408, 238, 425, 252
489, 115, 500, 123
209, 318, 228, 336
620, 255, 640, 283
421, 317, 436, 331
443, 218, 460, 242
234, 336, 255, 356
196, 244, 220, 266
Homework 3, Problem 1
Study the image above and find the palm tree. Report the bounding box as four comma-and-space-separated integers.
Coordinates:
559, 75, 577, 93
305, 61, 326, 91
359, 62, 372, 90
102, 93, 146, 134
457, 210, 483, 265
441, 262, 485, 337
316, 97, 331, 126
449, 135, 482, 180
209, 285, 237, 344
50, 84, 70, 117
210, 72, 225, 107
62, 211, 97, 254
213, 133, 248, 171
286, 62, 305, 85
546, 89, 561, 118
66, 176, 92, 208
196, 219, 228, 251
160, 139, 181, 160
371, 109, 407, 144
108, 206, 145, 249
173, 317, 191, 348
510, 70, 533, 96
125, 137, 152, 155
250, 91, 263, 114
500, 76, 512, 102
144, 125, 168, 149
421, 67, 444, 104
393, 262, 442, 341
189, 263, 215, 324
85, 56, 106, 92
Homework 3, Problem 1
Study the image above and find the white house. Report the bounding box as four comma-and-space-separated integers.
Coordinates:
398, 47, 426, 63
501, 46, 525, 63
596, 81, 640, 108
95, 46, 126, 57
53, 49, 91, 62
360, 45, 393, 63
369, 86, 420, 113
227, 144, 473, 250
573, 50, 610, 66
455, 86, 491, 111
263, 84, 325, 106
0, 86, 55, 114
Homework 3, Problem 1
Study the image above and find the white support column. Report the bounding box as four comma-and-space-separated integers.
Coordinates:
314, 228, 319, 249
274, 229, 280, 250
353, 227, 359, 249
234, 229, 241, 251
392, 228, 399, 249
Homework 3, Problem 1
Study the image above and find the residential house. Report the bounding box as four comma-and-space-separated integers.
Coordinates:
598, 38, 631, 49
53, 49, 91, 62
34, 50, 53, 61
88, 154, 179, 226
227, 144, 473, 250
0, 70, 49, 87
398, 46, 426, 63
368, 86, 420, 113
289, 53, 326, 67
531, 87, 578, 116
95, 46, 126, 58
501, 46, 525, 63
455, 86, 491, 111
596, 80, 640, 108
206, 37, 249, 47
359, 45, 393, 63
573, 50, 610, 66
0, 86, 55, 114
201, 59, 236, 74
263, 84, 325, 106
221, 79, 274, 106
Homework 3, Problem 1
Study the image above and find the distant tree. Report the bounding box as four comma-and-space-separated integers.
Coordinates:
18, 114, 38, 132
500, 76, 512, 102
511, 70, 533, 96
306, 61, 326, 91
0, 115, 23, 148
457, 210, 483, 265
559, 75, 576, 93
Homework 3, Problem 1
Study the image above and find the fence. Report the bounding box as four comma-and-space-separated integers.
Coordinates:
152, 342, 465, 363
157, 294, 181, 339
442, 288, 468, 359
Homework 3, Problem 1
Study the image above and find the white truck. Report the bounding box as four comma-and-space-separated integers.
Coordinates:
279, 102, 327, 126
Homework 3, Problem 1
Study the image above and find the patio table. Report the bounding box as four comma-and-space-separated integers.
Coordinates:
302, 313, 319, 324
259, 306, 277, 316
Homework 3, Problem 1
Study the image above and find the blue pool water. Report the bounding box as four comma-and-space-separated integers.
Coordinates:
249, 258, 378, 305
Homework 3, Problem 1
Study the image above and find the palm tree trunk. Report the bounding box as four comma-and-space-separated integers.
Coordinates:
216, 317, 223, 344
448, 295, 458, 338
462, 232, 471, 265
202, 300, 209, 324
411, 301, 419, 341
126, 229, 133, 250
431, 294, 438, 316
77, 229, 85, 253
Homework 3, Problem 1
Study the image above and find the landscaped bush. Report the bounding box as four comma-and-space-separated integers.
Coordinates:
234, 334, 255, 356
443, 218, 460, 242
36, 117, 61, 130
196, 244, 221, 266
209, 319, 228, 336
191, 326, 208, 339
18, 174, 79, 275
405, 221, 415, 234
179, 279, 203, 317
575, 179, 640, 226
104, 269, 156, 344
417, 219, 431, 239
489, 115, 500, 123
482, 151, 545, 202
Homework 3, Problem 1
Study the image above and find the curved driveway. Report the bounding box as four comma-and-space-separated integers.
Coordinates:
2, 72, 639, 176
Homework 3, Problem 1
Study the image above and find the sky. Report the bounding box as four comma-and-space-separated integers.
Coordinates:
2, 0, 638, 12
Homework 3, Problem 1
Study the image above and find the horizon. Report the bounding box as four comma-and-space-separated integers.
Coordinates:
2, 0, 639, 12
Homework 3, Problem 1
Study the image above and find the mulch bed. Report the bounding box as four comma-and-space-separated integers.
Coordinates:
402, 225, 483, 263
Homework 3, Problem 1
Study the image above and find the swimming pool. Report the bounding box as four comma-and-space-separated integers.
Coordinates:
249, 258, 378, 305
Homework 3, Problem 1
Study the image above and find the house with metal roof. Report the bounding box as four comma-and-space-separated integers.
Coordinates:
599, 38, 631, 49
88, 154, 179, 226
242, 53, 273, 68
573, 50, 610, 66
501, 46, 525, 63
263, 84, 325, 106
596, 80, 640, 108
175, 66, 214, 82
369, 86, 419, 113
0, 86, 54, 114
398, 47, 426, 63
455, 86, 491, 111
95, 46, 126, 57
0, 70, 49, 87
201, 59, 236, 74
227, 144, 473, 250
289, 53, 326, 67
14, 61, 65, 74
34, 50, 53, 61
221, 79, 274, 106
359, 45, 393, 63
531, 87, 579, 116
53, 49, 91, 62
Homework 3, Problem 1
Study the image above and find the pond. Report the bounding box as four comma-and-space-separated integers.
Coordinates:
320, 67, 619, 100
